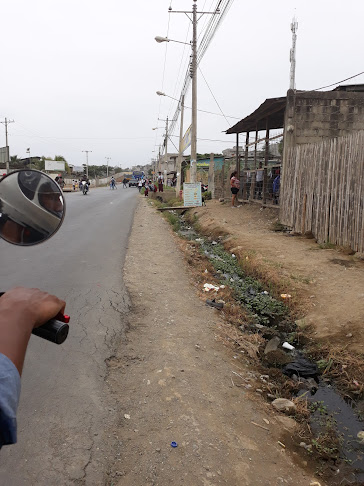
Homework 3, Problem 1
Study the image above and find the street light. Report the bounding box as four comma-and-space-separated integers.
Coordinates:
82, 150, 92, 178
154, 36, 190, 46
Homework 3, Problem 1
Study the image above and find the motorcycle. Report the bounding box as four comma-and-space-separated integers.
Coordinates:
0, 169, 70, 344
82, 180, 89, 195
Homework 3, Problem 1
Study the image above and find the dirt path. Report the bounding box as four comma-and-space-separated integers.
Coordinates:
194, 200, 364, 354
106, 199, 317, 486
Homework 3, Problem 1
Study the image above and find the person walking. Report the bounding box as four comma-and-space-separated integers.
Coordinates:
138, 180, 143, 192
230, 171, 240, 208
157, 172, 164, 192
122, 178, 128, 188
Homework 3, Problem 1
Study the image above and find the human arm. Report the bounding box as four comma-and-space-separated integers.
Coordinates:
0, 287, 66, 375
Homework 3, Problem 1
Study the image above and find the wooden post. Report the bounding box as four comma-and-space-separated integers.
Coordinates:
265, 117, 270, 167
250, 171, 256, 201
236, 133, 240, 178
254, 126, 258, 169
245, 131, 249, 169
263, 167, 268, 204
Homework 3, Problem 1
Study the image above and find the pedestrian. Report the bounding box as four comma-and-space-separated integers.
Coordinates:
79, 179, 83, 191
157, 172, 164, 192
144, 184, 149, 197
230, 170, 240, 208
273, 172, 280, 205
122, 178, 128, 188
255, 165, 264, 199
138, 180, 143, 192
72, 180, 76, 191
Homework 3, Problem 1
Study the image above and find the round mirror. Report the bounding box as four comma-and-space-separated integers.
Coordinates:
0, 170, 65, 246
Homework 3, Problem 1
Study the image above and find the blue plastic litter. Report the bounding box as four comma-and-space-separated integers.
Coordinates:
171, 441, 178, 448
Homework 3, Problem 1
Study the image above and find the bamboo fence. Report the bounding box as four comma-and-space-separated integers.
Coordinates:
280, 130, 364, 252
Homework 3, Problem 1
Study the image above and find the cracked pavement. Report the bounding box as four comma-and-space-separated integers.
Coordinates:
0, 186, 138, 485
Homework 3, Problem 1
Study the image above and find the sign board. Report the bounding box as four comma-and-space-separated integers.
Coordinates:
45, 160, 65, 172
0, 146, 9, 165
183, 182, 202, 207
181, 125, 192, 152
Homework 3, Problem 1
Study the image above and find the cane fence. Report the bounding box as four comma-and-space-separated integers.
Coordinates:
280, 130, 364, 252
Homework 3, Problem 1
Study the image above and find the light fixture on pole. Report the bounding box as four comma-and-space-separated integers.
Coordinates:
155, 0, 219, 183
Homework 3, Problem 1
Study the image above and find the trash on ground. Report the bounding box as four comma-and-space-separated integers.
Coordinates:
264, 336, 280, 355
171, 441, 178, 448
282, 354, 318, 379
263, 418, 270, 425
251, 421, 269, 431
231, 254, 236, 258
124, 414, 131, 420
280, 293, 292, 299
272, 398, 296, 414
203, 283, 220, 292
206, 299, 224, 309
278, 441, 286, 448
282, 342, 295, 351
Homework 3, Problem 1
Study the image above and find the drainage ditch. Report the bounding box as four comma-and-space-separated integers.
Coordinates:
174, 212, 364, 484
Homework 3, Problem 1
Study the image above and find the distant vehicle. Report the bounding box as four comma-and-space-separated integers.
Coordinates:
128, 177, 139, 187
132, 170, 144, 180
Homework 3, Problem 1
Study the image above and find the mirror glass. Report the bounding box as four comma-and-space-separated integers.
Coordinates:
0, 170, 65, 246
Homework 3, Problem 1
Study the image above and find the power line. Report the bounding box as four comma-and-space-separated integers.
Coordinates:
198, 66, 231, 124
313, 70, 364, 91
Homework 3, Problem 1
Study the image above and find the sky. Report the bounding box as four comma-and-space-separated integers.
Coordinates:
1, 0, 363, 169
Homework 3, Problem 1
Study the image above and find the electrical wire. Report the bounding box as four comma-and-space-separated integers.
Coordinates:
313, 70, 364, 91
198, 66, 231, 124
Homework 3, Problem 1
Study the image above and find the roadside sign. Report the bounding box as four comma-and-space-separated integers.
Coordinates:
183, 182, 202, 207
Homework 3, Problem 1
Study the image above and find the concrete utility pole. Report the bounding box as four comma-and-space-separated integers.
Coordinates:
164, 117, 169, 186
176, 95, 185, 197
1, 118, 14, 173
289, 17, 298, 90
26, 147, 31, 169
190, 0, 198, 183
105, 157, 111, 178
167, 0, 219, 184
82, 150, 92, 178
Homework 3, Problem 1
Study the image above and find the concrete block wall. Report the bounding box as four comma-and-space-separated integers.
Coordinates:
284, 89, 364, 149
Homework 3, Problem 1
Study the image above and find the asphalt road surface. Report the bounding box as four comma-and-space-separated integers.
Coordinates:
0, 185, 138, 485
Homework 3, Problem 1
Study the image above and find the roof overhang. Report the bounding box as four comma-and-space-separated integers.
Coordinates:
226, 96, 286, 134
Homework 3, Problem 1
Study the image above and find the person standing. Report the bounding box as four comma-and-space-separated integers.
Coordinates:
138, 180, 143, 192
230, 171, 240, 208
157, 172, 164, 193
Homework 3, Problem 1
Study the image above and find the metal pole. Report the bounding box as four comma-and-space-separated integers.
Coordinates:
236, 133, 240, 177
164, 117, 169, 187
176, 95, 185, 197
190, 0, 198, 183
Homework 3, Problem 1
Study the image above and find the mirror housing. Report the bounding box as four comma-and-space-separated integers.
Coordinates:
0, 170, 65, 246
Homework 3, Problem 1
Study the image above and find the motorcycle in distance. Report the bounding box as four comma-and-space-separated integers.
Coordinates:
0, 169, 70, 344
82, 180, 89, 195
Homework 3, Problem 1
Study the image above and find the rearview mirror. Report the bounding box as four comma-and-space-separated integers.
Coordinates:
0, 170, 65, 246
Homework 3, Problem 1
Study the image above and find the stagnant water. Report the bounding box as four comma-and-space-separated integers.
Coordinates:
176, 214, 364, 482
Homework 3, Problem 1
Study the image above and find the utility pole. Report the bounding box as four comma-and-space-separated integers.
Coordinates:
82, 150, 92, 178
289, 17, 298, 90
1, 118, 14, 174
26, 147, 31, 169
105, 157, 111, 178
169, 0, 219, 183
164, 117, 169, 187
176, 95, 185, 197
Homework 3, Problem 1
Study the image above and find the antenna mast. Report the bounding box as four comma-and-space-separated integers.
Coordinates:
289, 17, 298, 90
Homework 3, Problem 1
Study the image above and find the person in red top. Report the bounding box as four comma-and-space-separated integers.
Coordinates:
230, 171, 240, 207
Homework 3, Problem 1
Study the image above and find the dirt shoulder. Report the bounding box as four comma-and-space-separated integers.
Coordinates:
105, 199, 317, 486
194, 200, 364, 355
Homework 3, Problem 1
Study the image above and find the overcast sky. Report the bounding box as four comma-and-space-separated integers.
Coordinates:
1, 0, 363, 168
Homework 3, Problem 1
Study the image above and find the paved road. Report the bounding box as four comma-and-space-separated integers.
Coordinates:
0, 186, 138, 485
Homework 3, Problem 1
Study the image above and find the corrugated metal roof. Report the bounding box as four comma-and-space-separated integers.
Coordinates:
226, 96, 286, 134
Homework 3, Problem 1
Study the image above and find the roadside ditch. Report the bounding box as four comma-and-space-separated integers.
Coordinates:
154, 200, 364, 486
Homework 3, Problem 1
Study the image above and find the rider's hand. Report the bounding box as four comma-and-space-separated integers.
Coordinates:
0, 287, 66, 374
